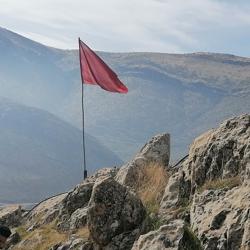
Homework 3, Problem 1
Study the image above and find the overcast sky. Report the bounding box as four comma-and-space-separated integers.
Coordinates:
0, 0, 250, 56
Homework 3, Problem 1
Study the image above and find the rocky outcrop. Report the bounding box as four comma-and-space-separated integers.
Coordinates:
184, 114, 249, 193
5, 114, 250, 250
57, 182, 93, 231
132, 220, 202, 250
25, 193, 67, 230
0, 205, 23, 227
57, 167, 118, 231
88, 177, 146, 250
159, 114, 250, 250
190, 182, 250, 250
116, 133, 170, 188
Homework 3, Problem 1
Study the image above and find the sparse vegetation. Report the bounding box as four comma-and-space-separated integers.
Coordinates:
180, 226, 203, 250
13, 221, 89, 250
198, 176, 242, 193
144, 210, 163, 232
136, 162, 169, 214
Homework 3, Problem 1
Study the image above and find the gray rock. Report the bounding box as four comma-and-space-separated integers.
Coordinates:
57, 182, 93, 231
116, 133, 170, 188
190, 183, 250, 250
0, 205, 23, 227
132, 219, 202, 250
186, 114, 249, 190
88, 177, 146, 249
69, 207, 88, 230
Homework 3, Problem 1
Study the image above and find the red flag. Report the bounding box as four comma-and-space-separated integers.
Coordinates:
78, 39, 128, 93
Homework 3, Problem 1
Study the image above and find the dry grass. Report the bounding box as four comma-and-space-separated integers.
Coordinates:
136, 162, 169, 213
198, 176, 242, 193
13, 222, 90, 250
75, 226, 89, 239
13, 222, 69, 250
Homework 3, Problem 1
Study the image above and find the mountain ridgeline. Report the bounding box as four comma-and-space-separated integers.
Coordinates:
0, 27, 250, 161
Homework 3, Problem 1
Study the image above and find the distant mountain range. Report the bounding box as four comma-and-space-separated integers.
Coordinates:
0, 26, 249, 162
0, 98, 122, 203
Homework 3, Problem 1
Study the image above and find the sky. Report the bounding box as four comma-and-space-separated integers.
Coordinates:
0, 0, 250, 56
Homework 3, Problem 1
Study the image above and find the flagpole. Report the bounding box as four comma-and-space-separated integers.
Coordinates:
78, 38, 87, 179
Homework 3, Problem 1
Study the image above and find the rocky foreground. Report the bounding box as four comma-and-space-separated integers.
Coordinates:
1, 114, 249, 250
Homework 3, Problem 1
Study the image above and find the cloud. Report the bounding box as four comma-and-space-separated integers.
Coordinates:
0, 0, 250, 56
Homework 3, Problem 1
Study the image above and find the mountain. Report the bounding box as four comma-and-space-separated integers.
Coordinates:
0, 27, 250, 161
0, 98, 122, 203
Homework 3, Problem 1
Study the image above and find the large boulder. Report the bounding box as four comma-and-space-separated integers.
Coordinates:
88, 177, 146, 249
57, 167, 118, 231
116, 133, 170, 188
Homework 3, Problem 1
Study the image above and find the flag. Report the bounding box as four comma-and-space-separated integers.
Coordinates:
79, 39, 128, 93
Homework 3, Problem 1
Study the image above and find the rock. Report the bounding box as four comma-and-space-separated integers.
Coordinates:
159, 170, 192, 222
159, 114, 249, 217
116, 133, 170, 188
69, 207, 88, 230
59, 182, 94, 217
5, 231, 21, 249
57, 167, 119, 231
0, 205, 23, 227
159, 172, 180, 219
50, 238, 90, 250
24, 193, 67, 230
132, 220, 202, 250
185, 114, 249, 191
86, 167, 119, 183
190, 182, 250, 250
99, 229, 140, 250
57, 182, 93, 231
88, 177, 146, 249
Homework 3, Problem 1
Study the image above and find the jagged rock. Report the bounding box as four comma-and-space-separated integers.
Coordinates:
96, 229, 140, 250
88, 177, 146, 249
5, 231, 21, 249
57, 168, 119, 231
69, 207, 88, 230
59, 182, 93, 217
50, 238, 92, 250
86, 167, 119, 183
57, 182, 93, 231
25, 193, 67, 230
0, 205, 23, 227
159, 172, 180, 220
116, 133, 170, 188
190, 182, 250, 250
160, 114, 249, 216
185, 114, 249, 191
159, 170, 192, 223
132, 219, 202, 250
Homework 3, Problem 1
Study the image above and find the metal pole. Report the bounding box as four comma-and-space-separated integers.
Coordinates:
78, 38, 87, 179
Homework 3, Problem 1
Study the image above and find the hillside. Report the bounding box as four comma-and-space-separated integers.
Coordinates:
2, 114, 249, 250
0, 27, 250, 161
0, 98, 122, 203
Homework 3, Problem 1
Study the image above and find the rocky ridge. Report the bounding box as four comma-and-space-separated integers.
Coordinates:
1, 114, 249, 250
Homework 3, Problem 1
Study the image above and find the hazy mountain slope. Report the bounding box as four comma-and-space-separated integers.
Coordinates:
0, 98, 122, 203
0, 27, 249, 161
